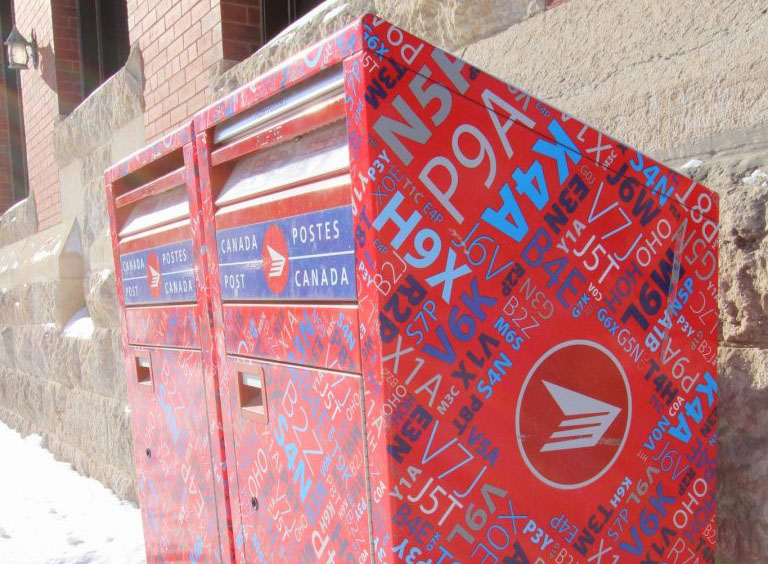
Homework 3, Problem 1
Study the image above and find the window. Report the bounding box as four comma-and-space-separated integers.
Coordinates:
77, 0, 130, 98
262, 0, 324, 43
0, 0, 28, 202
220, 1, 325, 62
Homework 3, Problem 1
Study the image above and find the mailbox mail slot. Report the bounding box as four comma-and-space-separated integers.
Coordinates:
192, 15, 719, 564
105, 124, 234, 563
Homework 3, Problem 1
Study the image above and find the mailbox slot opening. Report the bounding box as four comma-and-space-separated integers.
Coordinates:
117, 184, 190, 238
238, 367, 268, 423
114, 150, 185, 196
135, 352, 152, 389
213, 120, 349, 208
213, 65, 343, 147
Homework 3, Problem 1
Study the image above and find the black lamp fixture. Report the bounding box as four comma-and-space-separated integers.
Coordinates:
4, 26, 38, 70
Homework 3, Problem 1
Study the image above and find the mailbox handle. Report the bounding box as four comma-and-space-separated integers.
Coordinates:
238, 366, 268, 424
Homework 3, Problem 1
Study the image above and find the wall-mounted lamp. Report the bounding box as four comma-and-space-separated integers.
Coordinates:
4, 26, 38, 70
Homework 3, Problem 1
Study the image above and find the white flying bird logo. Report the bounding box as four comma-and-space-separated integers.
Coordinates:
266, 245, 286, 278
149, 265, 161, 288
540, 381, 621, 452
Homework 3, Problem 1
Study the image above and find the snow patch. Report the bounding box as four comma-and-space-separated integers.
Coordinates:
680, 158, 703, 171
2, 197, 29, 216
0, 421, 146, 563
62, 308, 95, 340
743, 169, 768, 187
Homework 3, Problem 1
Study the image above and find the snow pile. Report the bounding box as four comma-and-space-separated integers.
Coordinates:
62, 308, 95, 340
742, 168, 768, 187
2, 197, 29, 216
0, 421, 146, 564
680, 158, 703, 172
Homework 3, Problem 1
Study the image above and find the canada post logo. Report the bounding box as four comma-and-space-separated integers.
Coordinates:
263, 224, 289, 294
146, 251, 162, 299
516, 340, 631, 490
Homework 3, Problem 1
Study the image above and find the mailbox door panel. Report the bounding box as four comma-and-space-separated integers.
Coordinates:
224, 356, 370, 563
126, 347, 223, 564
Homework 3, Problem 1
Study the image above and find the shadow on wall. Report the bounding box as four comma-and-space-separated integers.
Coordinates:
38, 44, 56, 92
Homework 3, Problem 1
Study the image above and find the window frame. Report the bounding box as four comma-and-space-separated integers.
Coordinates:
76, 0, 130, 100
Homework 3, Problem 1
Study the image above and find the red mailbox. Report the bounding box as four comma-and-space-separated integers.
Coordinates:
105, 125, 234, 563
193, 14, 719, 564
105, 14, 715, 564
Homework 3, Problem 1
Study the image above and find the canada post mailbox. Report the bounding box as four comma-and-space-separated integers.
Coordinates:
104, 124, 234, 563
192, 15, 718, 564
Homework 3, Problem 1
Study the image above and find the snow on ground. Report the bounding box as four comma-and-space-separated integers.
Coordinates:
0, 421, 146, 564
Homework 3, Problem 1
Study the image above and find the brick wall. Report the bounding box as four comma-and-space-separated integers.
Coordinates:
16, 0, 61, 229
8, 0, 269, 227
128, 0, 226, 142
129, 0, 269, 141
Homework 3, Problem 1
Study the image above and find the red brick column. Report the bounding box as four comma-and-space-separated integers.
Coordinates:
51, 0, 84, 114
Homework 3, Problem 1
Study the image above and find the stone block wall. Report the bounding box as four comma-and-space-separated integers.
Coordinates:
0, 49, 146, 501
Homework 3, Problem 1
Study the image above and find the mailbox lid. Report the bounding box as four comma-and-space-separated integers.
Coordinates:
119, 183, 190, 238
215, 120, 349, 207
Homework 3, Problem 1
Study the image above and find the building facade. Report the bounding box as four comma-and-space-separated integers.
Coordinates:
0, 1, 765, 562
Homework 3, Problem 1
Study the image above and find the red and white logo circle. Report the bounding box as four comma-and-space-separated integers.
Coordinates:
262, 225, 289, 295
146, 251, 162, 299
515, 340, 631, 490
